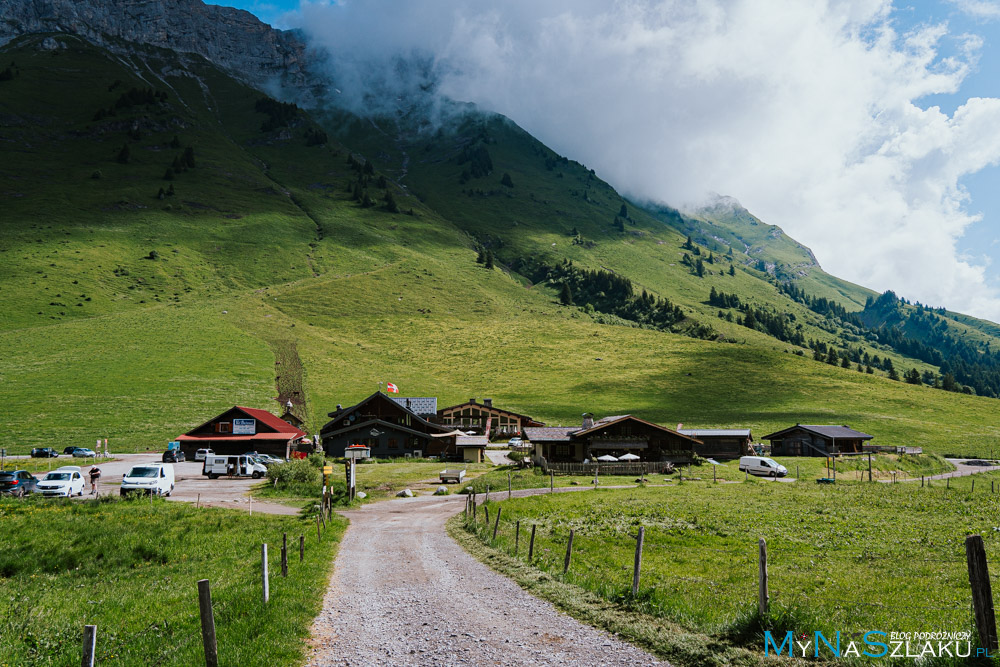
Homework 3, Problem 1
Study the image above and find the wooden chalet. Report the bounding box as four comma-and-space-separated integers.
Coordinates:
280, 407, 304, 429
320, 392, 484, 462
436, 398, 544, 438
525, 414, 699, 464
762, 424, 873, 457
176, 406, 307, 459
678, 429, 753, 460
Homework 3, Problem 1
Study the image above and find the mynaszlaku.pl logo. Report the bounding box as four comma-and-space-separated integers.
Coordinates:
764, 630, 986, 658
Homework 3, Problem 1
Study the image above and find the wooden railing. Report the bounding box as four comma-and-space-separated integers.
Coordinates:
546, 461, 674, 476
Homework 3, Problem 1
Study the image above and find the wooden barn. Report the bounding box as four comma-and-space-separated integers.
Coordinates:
320, 392, 483, 462
678, 429, 753, 460
525, 414, 699, 464
436, 398, 544, 438
762, 424, 873, 457
176, 406, 307, 459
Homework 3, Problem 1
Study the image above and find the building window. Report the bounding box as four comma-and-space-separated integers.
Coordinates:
388, 438, 398, 449
555, 444, 571, 458
216, 422, 231, 433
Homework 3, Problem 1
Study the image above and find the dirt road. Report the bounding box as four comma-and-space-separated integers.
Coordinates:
306, 493, 662, 666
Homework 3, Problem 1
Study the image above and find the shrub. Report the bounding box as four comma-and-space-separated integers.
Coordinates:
267, 459, 321, 488
307, 451, 326, 468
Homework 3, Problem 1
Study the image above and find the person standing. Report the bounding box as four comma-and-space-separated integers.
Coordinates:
89, 466, 102, 495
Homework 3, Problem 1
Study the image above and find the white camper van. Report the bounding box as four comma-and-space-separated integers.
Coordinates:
121, 462, 175, 496
202, 455, 267, 479
738, 456, 788, 478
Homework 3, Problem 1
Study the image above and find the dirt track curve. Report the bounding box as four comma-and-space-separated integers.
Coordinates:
305, 492, 663, 666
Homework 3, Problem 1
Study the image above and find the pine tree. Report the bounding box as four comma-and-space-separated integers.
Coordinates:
383, 190, 399, 213
501, 172, 514, 188
904, 368, 921, 385
163, 167, 174, 181
167, 184, 175, 196
695, 258, 705, 277
826, 348, 839, 365
841, 355, 851, 369
117, 143, 130, 164
614, 216, 625, 232
485, 251, 495, 270
683, 236, 693, 250
559, 281, 573, 305
476, 248, 486, 264
728, 264, 735, 276
888, 368, 900, 381
865, 365, 874, 374
619, 203, 628, 218
182, 146, 196, 169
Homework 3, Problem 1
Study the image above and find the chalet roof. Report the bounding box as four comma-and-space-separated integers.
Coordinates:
322, 418, 444, 441
575, 415, 701, 443
761, 424, 873, 441
679, 429, 752, 438
183, 406, 306, 439
437, 399, 537, 421
322, 392, 450, 435
389, 396, 437, 415
456, 435, 489, 447
524, 426, 578, 442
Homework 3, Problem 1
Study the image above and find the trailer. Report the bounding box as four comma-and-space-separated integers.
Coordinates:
439, 468, 466, 484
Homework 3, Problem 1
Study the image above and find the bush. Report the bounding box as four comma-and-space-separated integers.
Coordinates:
267, 459, 321, 489
307, 451, 326, 468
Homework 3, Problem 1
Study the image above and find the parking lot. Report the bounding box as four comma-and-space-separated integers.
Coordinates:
5, 453, 299, 515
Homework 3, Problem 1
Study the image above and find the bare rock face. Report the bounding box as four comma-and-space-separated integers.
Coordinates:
0, 0, 314, 91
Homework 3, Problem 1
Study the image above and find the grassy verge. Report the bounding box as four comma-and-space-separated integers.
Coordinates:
0, 495, 345, 666
451, 478, 1000, 664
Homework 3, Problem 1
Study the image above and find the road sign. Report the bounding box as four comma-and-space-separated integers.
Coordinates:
322, 465, 333, 475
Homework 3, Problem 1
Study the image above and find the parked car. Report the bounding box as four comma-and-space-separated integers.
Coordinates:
63, 446, 77, 455
162, 449, 186, 463
255, 454, 284, 466
194, 448, 214, 461
508, 437, 524, 447
121, 463, 175, 497
738, 456, 788, 478
30, 447, 59, 458
72, 447, 97, 458
37, 467, 85, 497
0, 470, 38, 496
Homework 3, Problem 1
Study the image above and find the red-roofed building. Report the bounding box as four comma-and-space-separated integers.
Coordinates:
176, 406, 307, 459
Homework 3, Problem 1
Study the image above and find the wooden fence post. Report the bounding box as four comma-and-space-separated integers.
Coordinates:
529, 524, 537, 562
198, 579, 219, 667
563, 529, 575, 574
316, 516, 321, 541
966, 535, 998, 653
472, 492, 477, 520
508, 473, 512, 500
261, 543, 269, 604
947, 477, 950, 489
484, 506, 490, 532
550, 471, 554, 493
868, 453, 872, 482
81, 624, 96, 667
492, 506, 502, 542
196, 493, 200, 509
632, 527, 645, 597
515, 520, 520, 555
713, 466, 716, 483
758, 538, 769, 618
973, 479, 976, 493
299, 535, 305, 562
281, 533, 288, 578
320, 508, 326, 530
485, 485, 490, 503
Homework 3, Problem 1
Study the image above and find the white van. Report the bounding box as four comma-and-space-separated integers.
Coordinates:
121, 462, 175, 497
739, 456, 788, 478
202, 455, 267, 479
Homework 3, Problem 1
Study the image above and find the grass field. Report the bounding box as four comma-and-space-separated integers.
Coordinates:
0, 496, 345, 666
455, 476, 1000, 663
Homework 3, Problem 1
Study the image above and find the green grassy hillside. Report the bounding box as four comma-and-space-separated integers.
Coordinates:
3, 34, 1000, 457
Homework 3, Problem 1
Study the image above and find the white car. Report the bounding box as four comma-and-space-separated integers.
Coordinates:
195, 448, 214, 461
37, 467, 85, 497
121, 463, 175, 497
508, 437, 524, 447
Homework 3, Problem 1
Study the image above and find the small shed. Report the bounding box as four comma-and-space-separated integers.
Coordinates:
455, 434, 488, 463
762, 424, 873, 457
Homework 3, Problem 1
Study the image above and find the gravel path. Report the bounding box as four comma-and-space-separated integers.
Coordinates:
306, 493, 664, 666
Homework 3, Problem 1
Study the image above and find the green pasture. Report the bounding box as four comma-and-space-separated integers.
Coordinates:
0, 496, 345, 666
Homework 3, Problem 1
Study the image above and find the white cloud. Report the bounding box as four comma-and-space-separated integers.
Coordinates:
293, 0, 1000, 321
947, 0, 1000, 20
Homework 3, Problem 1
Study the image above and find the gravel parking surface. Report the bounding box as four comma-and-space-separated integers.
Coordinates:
306, 493, 663, 666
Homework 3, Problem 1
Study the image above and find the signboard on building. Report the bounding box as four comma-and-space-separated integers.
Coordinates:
233, 419, 256, 435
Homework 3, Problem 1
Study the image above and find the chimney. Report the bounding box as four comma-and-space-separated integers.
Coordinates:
582, 413, 594, 430
484, 398, 493, 408
336, 404, 343, 411
469, 398, 477, 404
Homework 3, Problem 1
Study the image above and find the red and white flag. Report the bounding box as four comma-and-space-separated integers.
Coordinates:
386, 382, 399, 393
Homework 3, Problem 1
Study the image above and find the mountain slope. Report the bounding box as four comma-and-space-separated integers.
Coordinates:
2, 32, 1000, 458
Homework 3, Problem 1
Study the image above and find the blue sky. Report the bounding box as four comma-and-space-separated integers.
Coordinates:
218, 0, 1000, 320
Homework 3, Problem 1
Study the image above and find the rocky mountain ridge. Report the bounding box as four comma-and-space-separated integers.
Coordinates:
0, 0, 314, 92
